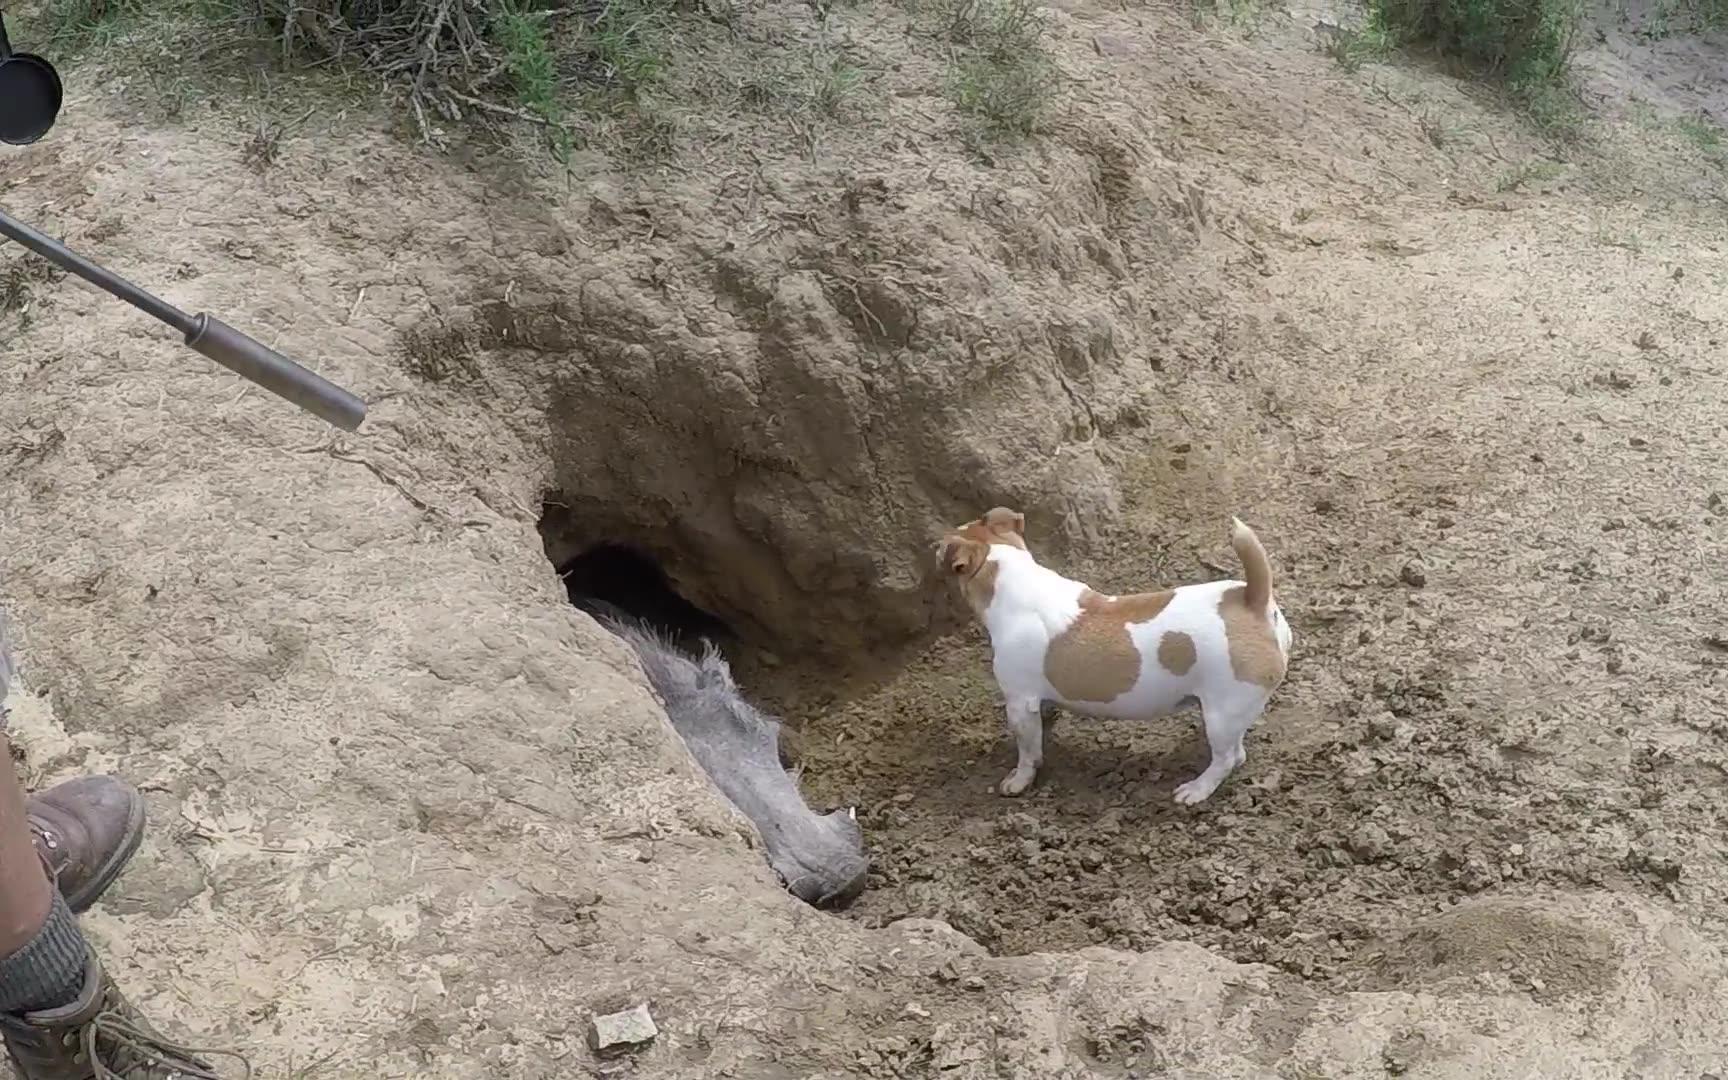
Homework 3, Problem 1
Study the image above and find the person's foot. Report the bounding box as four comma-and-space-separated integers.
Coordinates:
25, 777, 146, 914
1, 953, 242, 1079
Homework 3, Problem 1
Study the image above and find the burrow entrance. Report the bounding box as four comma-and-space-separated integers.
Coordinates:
536, 493, 866, 903
538, 499, 732, 652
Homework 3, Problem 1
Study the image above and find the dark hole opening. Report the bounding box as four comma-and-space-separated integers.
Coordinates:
554, 542, 732, 653
537, 504, 865, 908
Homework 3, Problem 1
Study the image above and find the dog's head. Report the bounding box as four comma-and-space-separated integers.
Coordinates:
935, 507, 1026, 613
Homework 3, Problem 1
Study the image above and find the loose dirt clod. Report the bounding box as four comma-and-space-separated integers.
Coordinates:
589, 1004, 659, 1052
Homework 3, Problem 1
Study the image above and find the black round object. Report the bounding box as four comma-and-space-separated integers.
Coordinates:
0, 53, 63, 145
0, 13, 62, 146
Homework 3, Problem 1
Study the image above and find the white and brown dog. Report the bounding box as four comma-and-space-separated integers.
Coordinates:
939, 509, 1292, 804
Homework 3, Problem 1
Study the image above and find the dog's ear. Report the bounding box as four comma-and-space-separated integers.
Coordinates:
939, 536, 987, 578
984, 507, 1026, 538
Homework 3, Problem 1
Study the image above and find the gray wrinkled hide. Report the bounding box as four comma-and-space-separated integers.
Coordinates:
592, 608, 869, 908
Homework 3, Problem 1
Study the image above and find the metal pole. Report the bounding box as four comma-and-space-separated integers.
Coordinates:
0, 207, 366, 431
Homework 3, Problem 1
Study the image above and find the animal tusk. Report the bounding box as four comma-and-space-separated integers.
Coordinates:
848, 806, 856, 820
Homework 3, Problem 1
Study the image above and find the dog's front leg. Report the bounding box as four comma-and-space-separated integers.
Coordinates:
999, 696, 1044, 796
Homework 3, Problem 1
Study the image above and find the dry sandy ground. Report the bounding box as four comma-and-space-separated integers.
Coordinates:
2, 0, 1727, 1076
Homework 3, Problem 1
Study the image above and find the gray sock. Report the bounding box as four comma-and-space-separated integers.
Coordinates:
0, 892, 89, 1015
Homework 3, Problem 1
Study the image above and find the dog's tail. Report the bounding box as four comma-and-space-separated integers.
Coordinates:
1230, 517, 1274, 615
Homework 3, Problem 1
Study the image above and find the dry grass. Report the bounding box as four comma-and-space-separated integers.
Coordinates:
0, 255, 67, 332
24, 0, 1057, 163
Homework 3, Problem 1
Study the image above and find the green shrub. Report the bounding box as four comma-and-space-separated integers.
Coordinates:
494, 1, 560, 119
1367, 0, 1580, 89
937, 0, 1058, 139
949, 53, 1055, 137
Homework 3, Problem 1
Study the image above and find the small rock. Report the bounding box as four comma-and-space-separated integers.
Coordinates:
904, 1002, 930, 1019
892, 792, 915, 805
1348, 824, 1393, 862
1626, 845, 1683, 883
1093, 32, 1136, 56
589, 1003, 658, 1052
1220, 901, 1252, 928
962, 975, 986, 991
1400, 564, 1427, 588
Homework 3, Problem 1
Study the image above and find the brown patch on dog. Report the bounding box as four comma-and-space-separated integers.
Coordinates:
960, 559, 1000, 616
937, 532, 1003, 617
1044, 589, 1176, 703
938, 508, 1029, 618
1219, 586, 1286, 689
950, 507, 1027, 552
939, 534, 987, 577
1157, 631, 1197, 675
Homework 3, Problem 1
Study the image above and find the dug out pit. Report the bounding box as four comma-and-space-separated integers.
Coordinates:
727, 515, 1678, 987
538, 484, 1672, 985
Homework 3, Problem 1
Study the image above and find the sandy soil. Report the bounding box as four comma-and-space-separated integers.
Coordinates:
1, 0, 1726, 1076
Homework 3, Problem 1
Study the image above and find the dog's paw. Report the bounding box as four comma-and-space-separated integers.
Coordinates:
1172, 778, 1216, 805
999, 769, 1036, 797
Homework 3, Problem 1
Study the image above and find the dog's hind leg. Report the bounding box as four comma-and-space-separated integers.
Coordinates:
999, 696, 1045, 797
1174, 692, 1263, 805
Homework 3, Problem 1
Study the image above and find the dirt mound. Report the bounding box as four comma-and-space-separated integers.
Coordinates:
400, 130, 1167, 662
1, 0, 1726, 1075
1360, 896, 1625, 1000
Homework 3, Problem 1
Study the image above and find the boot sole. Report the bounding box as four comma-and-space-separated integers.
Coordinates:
61, 784, 146, 914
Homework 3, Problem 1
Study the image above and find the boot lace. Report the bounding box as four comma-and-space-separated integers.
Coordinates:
82, 1010, 250, 1080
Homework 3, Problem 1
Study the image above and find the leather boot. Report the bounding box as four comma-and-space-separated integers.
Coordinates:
1, 954, 243, 1079
25, 778, 146, 914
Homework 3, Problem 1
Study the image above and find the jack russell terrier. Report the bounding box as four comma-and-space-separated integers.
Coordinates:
938, 509, 1293, 804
